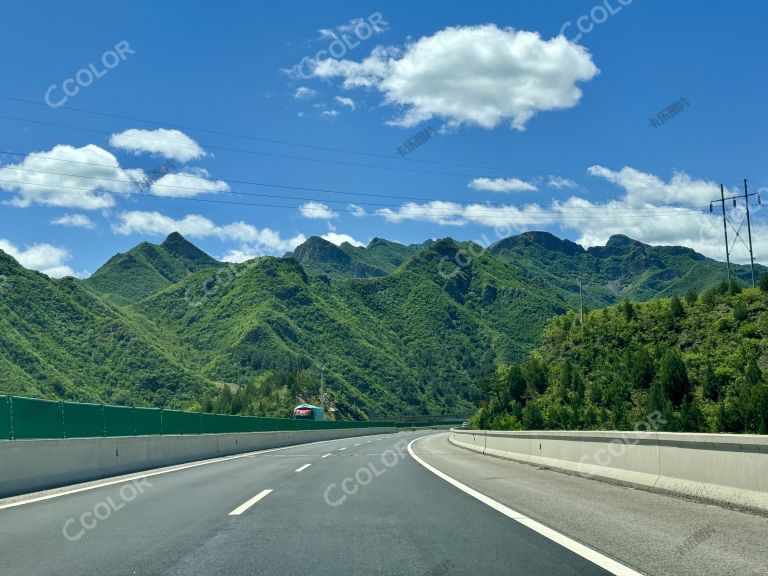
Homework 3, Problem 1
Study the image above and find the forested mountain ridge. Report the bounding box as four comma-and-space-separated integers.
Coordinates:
489, 231, 760, 309
286, 235, 431, 279
473, 283, 768, 434
1, 230, 762, 421
0, 248, 211, 407
82, 231, 224, 305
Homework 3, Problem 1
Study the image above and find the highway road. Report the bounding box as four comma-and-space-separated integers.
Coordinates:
0, 431, 765, 575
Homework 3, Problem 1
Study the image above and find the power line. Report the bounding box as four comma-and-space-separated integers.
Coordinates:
0, 94, 527, 174
0, 145, 733, 209
0, 177, 718, 221
0, 164, 715, 216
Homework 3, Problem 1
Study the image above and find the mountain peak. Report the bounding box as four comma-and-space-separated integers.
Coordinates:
162, 231, 187, 247
489, 231, 584, 256
605, 234, 647, 249
292, 236, 350, 265
83, 233, 221, 305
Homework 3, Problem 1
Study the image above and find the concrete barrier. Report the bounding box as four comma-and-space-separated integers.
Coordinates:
449, 429, 768, 512
0, 428, 395, 498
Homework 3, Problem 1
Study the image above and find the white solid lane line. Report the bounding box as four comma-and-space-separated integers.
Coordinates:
0, 439, 338, 512
338, 447, 348, 451
229, 489, 273, 516
322, 453, 332, 458
295, 464, 312, 472
407, 438, 644, 576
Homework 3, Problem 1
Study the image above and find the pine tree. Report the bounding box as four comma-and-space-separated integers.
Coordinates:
670, 295, 684, 318
658, 349, 691, 407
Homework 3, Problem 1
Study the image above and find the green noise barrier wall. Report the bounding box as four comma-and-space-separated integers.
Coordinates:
0, 395, 462, 440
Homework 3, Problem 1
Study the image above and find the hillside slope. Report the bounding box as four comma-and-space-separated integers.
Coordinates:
473, 285, 768, 433
83, 232, 223, 305
286, 236, 429, 279
0, 248, 212, 407
489, 231, 760, 309
134, 238, 570, 417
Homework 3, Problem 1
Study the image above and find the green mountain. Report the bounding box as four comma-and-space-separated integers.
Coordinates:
134, 237, 570, 417
286, 236, 430, 280
82, 232, 223, 305
0, 248, 211, 407
489, 231, 761, 309
2, 229, 764, 420
472, 284, 768, 434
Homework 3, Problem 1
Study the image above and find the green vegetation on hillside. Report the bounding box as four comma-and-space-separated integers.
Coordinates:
472, 281, 768, 433
3, 230, 764, 425
83, 232, 223, 305
135, 237, 571, 417
0, 249, 211, 408
286, 235, 429, 280
489, 231, 760, 309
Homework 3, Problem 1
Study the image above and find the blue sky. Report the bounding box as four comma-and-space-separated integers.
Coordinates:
1, 0, 767, 277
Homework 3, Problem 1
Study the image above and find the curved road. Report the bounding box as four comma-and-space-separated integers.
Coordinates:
0, 431, 765, 575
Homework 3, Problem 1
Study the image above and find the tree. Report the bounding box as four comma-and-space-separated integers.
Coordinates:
670, 296, 684, 318
760, 273, 768, 292
733, 301, 748, 322
657, 349, 691, 407
703, 363, 726, 401
522, 401, 545, 429
521, 357, 548, 395
620, 300, 635, 321
745, 357, 762, 386
626, 347, 655, 389
684, 289, 698, 305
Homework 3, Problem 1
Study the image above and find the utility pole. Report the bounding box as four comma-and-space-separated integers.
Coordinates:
318, 362, 325, 407
578, 276, 584, 324
716, 184, 732, 285
744, 179, 756, 288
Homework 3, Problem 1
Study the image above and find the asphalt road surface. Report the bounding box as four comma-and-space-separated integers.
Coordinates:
0, 431, 764, 575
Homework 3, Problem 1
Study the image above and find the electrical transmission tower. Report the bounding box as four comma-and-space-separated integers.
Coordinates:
709, 180, 761, 287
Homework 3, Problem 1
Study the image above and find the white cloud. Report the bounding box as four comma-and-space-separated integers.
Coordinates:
221, 229, 307, 262
322, 232, 365, 247
294, 86, 318, 100
113, 211, 219, 238
51, 213, 95, 229
112, 211, 306, 258
376, 201, 468, 226
375, 200, 557, 229
0, 144, 141, 210
300, 201, 338, 219
469, 177, 537, 192
321, 110, 340, 119
348, 204, 366, 217
587, 165, 713, 209
547, 175, 578, 189
149, 169, 229, 198
369, 165, 763, 263
109, 128, 206, 163
0, 239, 74, 278
307, 24, 599, 129
334, 96, 356, 110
